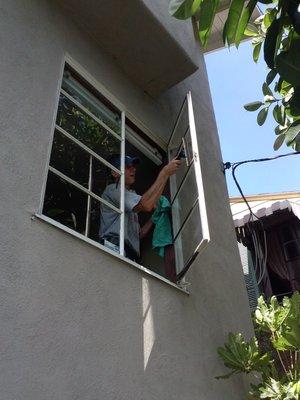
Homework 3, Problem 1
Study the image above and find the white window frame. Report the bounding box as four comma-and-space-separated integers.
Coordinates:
36, 55, 188, 293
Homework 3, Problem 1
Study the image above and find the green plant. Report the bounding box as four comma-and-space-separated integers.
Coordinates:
216, 292, 300, 399
169, 0, 300, 151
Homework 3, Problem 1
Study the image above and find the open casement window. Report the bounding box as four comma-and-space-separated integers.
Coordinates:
168, 92, 210, 280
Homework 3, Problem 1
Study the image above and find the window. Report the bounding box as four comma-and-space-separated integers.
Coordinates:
40, 62, 210, 283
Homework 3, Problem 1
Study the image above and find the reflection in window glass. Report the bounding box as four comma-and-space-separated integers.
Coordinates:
50, 130, 90, 188
43, 171, 87, 234
56, 93, 120, 163
88, 198, 101, 242
62, 71, 121, 135
91, 158, 120, 205
173, 202, 202, 275
171, 165, 198, 238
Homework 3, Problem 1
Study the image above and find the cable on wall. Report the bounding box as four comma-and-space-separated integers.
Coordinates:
223, 151, 300, 293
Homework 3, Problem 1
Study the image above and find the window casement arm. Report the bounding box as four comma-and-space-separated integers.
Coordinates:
60, 88, 122, 142
49, 165, 121, 214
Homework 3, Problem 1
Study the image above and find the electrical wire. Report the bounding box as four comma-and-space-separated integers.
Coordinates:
224, 151, 300, 291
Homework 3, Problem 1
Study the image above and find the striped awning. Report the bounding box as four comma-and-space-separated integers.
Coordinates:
231, 198, 300, 228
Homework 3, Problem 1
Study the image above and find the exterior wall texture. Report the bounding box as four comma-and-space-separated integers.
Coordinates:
0, 1, 253, 399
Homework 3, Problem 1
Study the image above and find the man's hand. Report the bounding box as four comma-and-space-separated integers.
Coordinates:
163, 158, 182, 177
134, 158, 181, 213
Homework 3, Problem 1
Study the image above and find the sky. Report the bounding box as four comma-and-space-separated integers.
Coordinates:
205, 42, 300, 197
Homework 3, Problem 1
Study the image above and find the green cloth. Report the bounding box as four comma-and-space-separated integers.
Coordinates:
151, 196, 173, 257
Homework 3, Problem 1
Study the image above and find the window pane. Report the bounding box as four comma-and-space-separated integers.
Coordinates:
168, 100, 188, 154
43, 171, 87, 235
183, 130, 194, 165
91, 158, 120, 207
62, 73, 121, 135
172, 164, 198, 238
56, 93, 120, 163
173, 202, 202, 274
98, 199, 121, 254
49, 130, 90, 188
87, 198, 101, 242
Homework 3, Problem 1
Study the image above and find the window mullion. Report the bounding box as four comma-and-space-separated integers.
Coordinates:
119, 111, 126, 256
85, 155, 93, 237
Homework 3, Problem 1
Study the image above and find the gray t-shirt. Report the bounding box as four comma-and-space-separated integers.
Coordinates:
99, 183, 142, 255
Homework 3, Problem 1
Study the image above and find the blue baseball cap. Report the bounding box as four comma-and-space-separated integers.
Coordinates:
109, 154, 140, 169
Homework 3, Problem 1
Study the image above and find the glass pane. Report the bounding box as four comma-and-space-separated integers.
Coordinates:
183, 130, 194, 165
173, 202, 202, 274
91, 157, 120, 207
88, 198, 101, 242
56, 93, 120, 163
49, 130, 90, 188
172, 164, 198, 238
43, 171, 88, 235
168, 100, 188, 154
98, 199, 121, 254
62, 73, 121, 135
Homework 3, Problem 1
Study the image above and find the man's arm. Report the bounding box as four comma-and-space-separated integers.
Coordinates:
140, 218, 153, 239
134, 158, 181, 213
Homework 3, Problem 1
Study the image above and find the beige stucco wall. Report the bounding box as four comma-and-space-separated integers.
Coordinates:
0, 0, 253, 399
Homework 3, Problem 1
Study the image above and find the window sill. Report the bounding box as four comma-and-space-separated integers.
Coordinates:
34, 213, 189, 294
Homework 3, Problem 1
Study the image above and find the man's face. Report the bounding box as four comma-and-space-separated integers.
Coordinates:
125, 164, 137, 187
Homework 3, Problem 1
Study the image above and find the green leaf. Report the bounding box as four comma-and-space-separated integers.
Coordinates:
272, 292, 300, 350
262, 82, 273, 96
244, 23, 259, 36
257, 107, 268, 125
253, 42, 262, 62
223, 0, 245, 45
288, 86, 300, 117
235, 0, 258, 46
244, 101, 263, 111
198, 0, 220, 47
276, 37, 300, 86
264, 18, 281, 69
169, 0, 202, 19
262, 7, 276, 30
266, 69, 277, 85
272, 104, 285, 125
273, 133, 285, 150
259, 379, 297, 400
217, 333, 270, 376
285, 121, 300, 145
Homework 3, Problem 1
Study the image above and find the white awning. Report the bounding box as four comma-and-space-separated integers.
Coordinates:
231, 198, 300, 228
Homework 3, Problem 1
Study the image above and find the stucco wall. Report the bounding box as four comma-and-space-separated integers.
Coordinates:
0, 1, 253, 399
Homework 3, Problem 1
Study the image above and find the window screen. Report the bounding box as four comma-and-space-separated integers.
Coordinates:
168, 92, 210, 280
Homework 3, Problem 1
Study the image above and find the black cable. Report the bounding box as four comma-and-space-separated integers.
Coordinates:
225, 150, 300, 290
224, 151, 300, 218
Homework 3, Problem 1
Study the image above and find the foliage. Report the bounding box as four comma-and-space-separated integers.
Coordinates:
169, 0, 300, 151
216, 292, 300, 400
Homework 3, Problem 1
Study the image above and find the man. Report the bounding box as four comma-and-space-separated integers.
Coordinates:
99, 154, 181, 262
